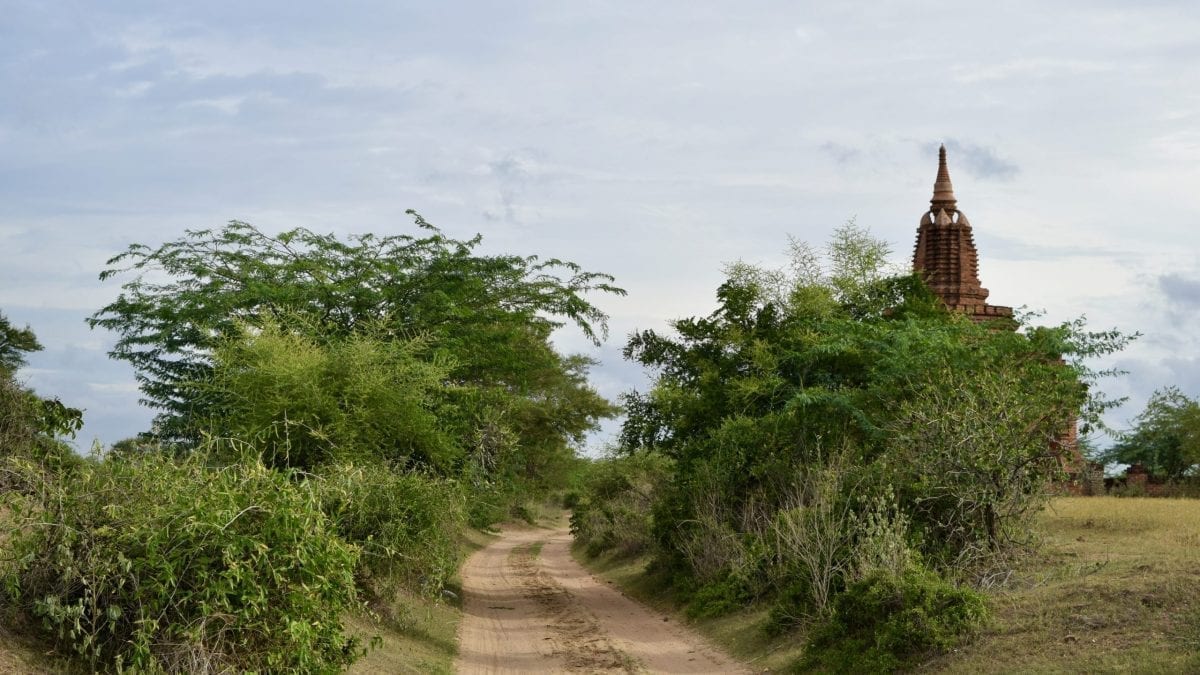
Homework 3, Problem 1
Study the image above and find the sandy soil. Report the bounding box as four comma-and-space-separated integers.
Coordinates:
455, 522, 750, 674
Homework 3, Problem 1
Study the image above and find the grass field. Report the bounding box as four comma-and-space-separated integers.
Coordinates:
579, 497, 1200, 674
929, 497, 1200, 673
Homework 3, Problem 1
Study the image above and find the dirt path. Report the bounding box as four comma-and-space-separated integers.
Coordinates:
455, 522, 750, 674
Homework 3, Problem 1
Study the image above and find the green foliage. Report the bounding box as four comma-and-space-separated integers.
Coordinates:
610, 222, 1130, 661
89, 214, 624, 451
685, 575, 754, 619
621, 222, 1130, 578
317, 462, 465, 604
1103, 386, 1200, 480
0, 311, 42, 375
800, 567, 988, 673
0, 449, 361, 673
569, 452, 672, 559
90, 216, 620, 528
192, 319, 456, 472
0, 315, 83, 480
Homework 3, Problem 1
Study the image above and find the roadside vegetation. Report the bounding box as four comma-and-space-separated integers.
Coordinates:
2, 214, 1196, 672
0, 214, 620, 672
576, 495, 1200, 673
572, 223, 1137, 672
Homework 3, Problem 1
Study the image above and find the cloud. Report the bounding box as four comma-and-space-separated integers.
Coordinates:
949, 58, 1113, 85
818, 142, 864, 165
942, 140, 1019, 180
483, 151, 539, 223
1158, 273, 1200, 308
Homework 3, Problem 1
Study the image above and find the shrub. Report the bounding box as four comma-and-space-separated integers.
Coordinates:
317, 462, 465, 604
570, 453, 671, 559
685, 575, 754, 619
800, 567, 987, 673
194, 322, 458, 472
0, 450, 361, 673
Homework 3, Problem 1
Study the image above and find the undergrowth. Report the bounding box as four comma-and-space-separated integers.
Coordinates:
1, 450, 362, 673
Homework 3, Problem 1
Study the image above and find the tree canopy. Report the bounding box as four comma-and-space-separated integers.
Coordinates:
621, 223, 1131, 561
1103, 386, 1200, 480
89, 214, 623, 493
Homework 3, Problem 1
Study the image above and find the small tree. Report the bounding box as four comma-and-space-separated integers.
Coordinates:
0, 310, 42, 375
1104, 386, 1200, 480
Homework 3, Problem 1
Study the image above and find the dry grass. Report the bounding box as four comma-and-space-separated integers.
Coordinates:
928, 497, 1200, 674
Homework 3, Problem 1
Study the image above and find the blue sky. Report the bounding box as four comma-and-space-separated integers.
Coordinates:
4, 1, 1200, 451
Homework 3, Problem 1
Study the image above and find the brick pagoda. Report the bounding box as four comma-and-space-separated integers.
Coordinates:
911, 145, 1013, 323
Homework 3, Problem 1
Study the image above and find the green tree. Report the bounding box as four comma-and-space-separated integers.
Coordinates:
1104, 386, 1200, 480
89, 213, 623, 482
621, 222, 1129, 574
0, 313, 82, 453
0, 310, 42, 374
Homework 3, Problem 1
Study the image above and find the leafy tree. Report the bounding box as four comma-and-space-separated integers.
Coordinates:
0, 313, 82, 454
0, 310, 42, 374
1104, 386, 1200, 480
620, 222, 1130, 575
89, 213, 623, 481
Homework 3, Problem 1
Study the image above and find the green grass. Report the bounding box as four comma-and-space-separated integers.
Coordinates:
576, 497, 1200, 674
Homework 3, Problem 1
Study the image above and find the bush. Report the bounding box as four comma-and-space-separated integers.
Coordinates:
194, 322, 458, 472
318, 462, 465, 604
570, 453, 672, 559
0, 450, 361, 673
685, 575, 754, 619
800, 567, 987, 673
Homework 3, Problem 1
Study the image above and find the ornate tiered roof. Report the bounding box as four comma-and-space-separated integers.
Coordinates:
911, 145, 1013, 322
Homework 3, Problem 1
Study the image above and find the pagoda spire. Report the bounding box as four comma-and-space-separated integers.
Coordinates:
931, 144, 957, 211
911, 144, 1012, 323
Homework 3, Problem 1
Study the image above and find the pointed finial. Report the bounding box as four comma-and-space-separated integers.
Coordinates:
931, 143, 957, 210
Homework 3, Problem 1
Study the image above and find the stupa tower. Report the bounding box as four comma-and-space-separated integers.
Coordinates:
912, 145, 1013, 323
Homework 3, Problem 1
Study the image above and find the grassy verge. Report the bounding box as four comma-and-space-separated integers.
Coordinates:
348, 526, 495, 674
0, 516, 498, 675
575, 497, 1200, 674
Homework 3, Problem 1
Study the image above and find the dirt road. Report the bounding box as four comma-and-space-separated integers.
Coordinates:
455, 522, 751, 674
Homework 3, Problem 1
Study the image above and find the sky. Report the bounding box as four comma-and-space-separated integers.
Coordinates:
3, 1, 1200, 452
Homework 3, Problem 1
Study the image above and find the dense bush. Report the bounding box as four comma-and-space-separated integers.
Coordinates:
193, 321, 457, 472
569, 453, 672, 558
0, 450, 361, 673
317, 462, 465, 604
800, 567, 988, 673
621, 224, 1128, 579
89, 216, 622, 491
